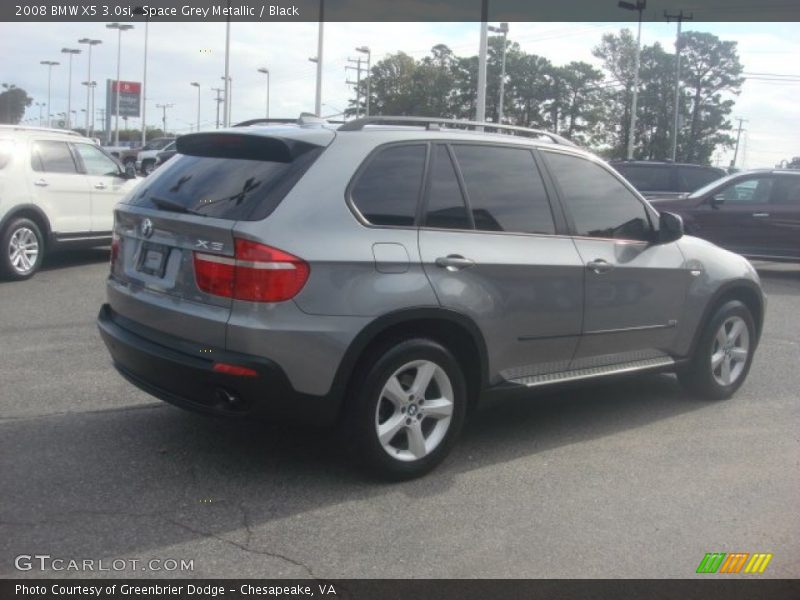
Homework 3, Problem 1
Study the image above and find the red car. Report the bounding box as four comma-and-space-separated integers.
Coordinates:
650, 169, 800, 262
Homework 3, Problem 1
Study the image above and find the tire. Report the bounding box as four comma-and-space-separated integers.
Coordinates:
678, 300, 756, 400
141, 160, 155, 176
1, 217, 45, 280
349, 338, 468, 480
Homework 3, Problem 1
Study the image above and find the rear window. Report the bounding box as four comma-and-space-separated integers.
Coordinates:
614, 164, 673, 192
0, 139, 12, 170
128, 148, 323, 221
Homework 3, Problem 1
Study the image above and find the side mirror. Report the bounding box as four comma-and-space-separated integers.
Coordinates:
710, 193, 726, 208
658, 211, 684, 244
124, 163, 137, 180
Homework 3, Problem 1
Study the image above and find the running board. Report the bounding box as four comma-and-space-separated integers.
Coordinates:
507, 356, 675, 388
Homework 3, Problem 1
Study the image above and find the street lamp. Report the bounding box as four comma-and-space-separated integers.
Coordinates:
190, 82, 201, 131
618, 0, 646, 159
355, 46, 371, 117
78, 38, 102, 134
61, 48, 81, 130
106, 22, 134, 146
81, 81, 97, 136
34, 102, 45, 126
487, 23, 509, 123
257, 68, 270, 119
220, 76, 232, 125
40, 60, 60, 128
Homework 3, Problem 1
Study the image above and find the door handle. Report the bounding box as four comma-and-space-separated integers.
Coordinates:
587, 259, 614, 274
435, 254, 475, 272
752, 212, 770, 218
33, 179, 48, 187
94, 182, 108, 190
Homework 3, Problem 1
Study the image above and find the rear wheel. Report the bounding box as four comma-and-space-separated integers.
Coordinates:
678, 300, 755, 400
350, 338, 467, 480
1, 218, 44, 280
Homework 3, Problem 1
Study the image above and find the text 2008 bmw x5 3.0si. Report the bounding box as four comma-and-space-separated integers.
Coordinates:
97, 115, 766, 480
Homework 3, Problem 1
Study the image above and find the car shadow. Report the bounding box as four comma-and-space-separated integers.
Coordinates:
41, 247, 110, 272
1, 370, 706, 576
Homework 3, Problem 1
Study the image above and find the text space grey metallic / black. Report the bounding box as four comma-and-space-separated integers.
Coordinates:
97, 116, 765, 479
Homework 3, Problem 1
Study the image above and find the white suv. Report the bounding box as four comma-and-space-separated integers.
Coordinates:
0, 126, 140, 280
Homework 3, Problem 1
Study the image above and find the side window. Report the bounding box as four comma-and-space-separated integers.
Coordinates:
452, 145, 555, 235
0, 139, 13, 170
31, 141, 79, 174
73, 143, 120, 177
424, 145, 471, 230
351, 144, 426, 226
678, 166, 723, 192
615, 165, 672, 192
544, 151, 652, 241
718, 178, 773, 204
770, 177, 800, 205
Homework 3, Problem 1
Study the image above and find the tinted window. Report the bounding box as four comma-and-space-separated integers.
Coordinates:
74, 143, 120, 176
771, 177, 800, 205
677, 166, 724, 192
546, 152, 652, 241
453, 145, 555, 235
31, 141, 78, 174
425, 145, 471, 230
0, 139, 12, 170
613, 164, 672, 192
351, 144, 426, 226
128, 148, 322, 221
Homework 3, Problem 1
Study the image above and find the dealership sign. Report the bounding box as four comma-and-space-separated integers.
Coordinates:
106, 80, 141, 118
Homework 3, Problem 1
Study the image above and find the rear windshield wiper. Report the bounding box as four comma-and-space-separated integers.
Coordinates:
149, 196, 205, 216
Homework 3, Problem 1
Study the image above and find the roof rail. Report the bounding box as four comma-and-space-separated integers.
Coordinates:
234, 113, 330, 128
338, 116, 577, 146
233, 118, 300, 127
0, 124, 83, 137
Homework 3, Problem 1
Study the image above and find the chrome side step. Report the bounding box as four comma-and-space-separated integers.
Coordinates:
508, 356, 675, 388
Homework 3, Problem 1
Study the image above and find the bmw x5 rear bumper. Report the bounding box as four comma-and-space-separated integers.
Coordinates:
97, 304, 339, 426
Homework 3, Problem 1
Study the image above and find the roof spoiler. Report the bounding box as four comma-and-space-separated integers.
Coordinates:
176, 132, 321, 163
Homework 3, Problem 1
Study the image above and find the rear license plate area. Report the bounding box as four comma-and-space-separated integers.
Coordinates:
137, 242, 169, 278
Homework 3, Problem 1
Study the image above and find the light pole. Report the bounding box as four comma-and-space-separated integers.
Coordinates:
257, 68, 270, 119
476, 0, 489, 125
40, 60, 60, 128
619, 1, 645, 160
220, 76, 232, 125
487, 23, 509, 123
211, 87, 223, 129
155, 103, 173, 134
665, 10, 692, 161
34, 102, 45, 126
190, 82, 201, 131
61, 48, 81, 129
82, 81, 97, 136
78, 38, 101, 134
106, 22, 134, 146
355, 46, 371, 117
313, 0, 324, 115
223, 18, 231, 127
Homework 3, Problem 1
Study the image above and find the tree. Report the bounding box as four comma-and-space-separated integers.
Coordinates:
0, 84, 33, 124
593, 29, 638, 157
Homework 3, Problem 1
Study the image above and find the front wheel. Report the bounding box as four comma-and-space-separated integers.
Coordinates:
678, 300, 756, 400
350, 338, 467, 480
1, 218, 45, 280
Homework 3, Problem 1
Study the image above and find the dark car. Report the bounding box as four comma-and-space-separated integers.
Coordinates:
650, 169, 800, 262
154, 141, 177, 169
610, 160, 726, 199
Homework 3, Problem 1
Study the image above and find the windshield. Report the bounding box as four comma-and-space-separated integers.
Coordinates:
142, 138, 173, 151
688, 172, 744, 199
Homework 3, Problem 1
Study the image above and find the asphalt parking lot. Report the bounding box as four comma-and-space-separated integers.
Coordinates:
1, 249, 798, 579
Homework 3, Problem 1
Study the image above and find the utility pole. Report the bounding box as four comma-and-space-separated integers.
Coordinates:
212, 87, 223, 129
476, 0, 489, 125
488, 22, 509, 123
355, 46, 371, 116
223, 0, 231, 127
40, 61, 60, 129
155, 103, 173, 134
346, 57, 365, 118
314, 0, 324, 116
665, 10, 692, 162
731, 117, 747, 168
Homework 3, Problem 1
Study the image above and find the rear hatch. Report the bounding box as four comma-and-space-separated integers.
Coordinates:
108, 128, 333, 348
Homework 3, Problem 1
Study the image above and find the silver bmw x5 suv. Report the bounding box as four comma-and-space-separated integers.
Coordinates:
98, 116, 765, 479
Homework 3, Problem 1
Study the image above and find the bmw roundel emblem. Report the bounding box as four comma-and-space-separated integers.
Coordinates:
141, 218, 154, 238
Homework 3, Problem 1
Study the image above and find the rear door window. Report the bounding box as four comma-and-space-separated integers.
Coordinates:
424, 144, 471, 230
452, 144, 555, 234
351, 144, 426, 226
31, 140, 79, 174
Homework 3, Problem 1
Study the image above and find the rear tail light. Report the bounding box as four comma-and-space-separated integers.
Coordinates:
212, 362, 258, 377
193, 238, 310, 302
110, 231, 121, 266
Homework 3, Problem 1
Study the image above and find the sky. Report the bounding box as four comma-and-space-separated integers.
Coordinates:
2, 20, 798, 168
